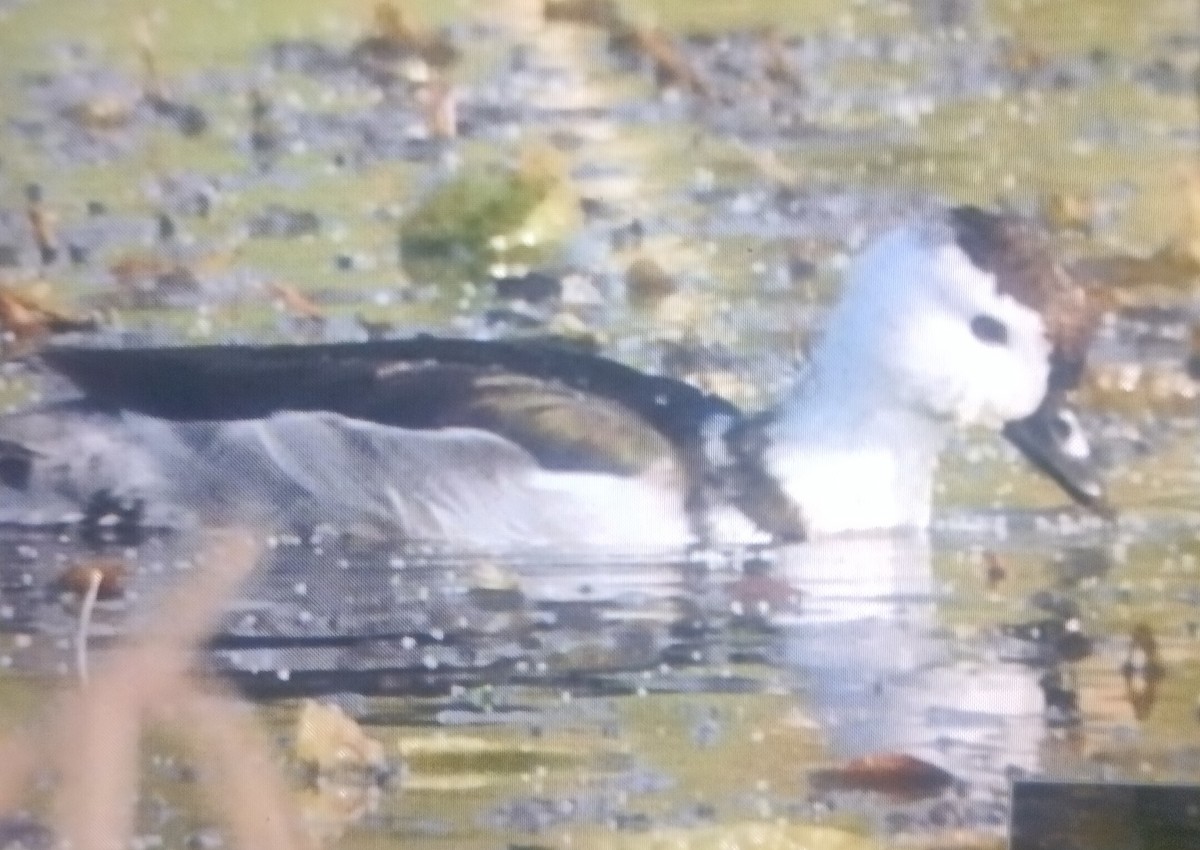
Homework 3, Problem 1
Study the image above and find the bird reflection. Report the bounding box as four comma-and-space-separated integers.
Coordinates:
188, 529, 1106, 803
765, 535, 1047, 795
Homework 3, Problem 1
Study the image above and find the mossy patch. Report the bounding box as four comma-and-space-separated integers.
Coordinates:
399, 146, 581, 283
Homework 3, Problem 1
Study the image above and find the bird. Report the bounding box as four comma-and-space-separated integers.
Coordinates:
0, 206, 1107, 550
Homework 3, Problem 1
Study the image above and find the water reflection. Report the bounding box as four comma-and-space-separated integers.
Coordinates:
774, 536, 1042, 795
208, 531, 1096, 798
0, 518, 1188, 841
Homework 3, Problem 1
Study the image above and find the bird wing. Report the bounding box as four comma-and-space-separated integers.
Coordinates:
40, 337, 741, 477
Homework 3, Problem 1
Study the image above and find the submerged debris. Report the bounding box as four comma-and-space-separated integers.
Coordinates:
294, 699, 387, 777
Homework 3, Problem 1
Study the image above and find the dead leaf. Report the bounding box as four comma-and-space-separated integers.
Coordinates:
55, 558, 130, 601
269, 282, 326, 321
355, 2, 458, 69
0, 284, 96, 351
621, 26, 711, 98
809, 753, 957, 800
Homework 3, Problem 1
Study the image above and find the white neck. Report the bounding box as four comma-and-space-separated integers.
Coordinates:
758, 350, 952, 536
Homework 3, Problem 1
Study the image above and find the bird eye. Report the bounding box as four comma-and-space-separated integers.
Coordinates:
970, 314, 1008, 346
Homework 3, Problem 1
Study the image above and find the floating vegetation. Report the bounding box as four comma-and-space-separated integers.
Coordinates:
399, 144, 580, 282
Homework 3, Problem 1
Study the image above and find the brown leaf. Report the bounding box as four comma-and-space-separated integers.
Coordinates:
55, 558, 130, 601
269, 281, 326, 320
360, 1, 458, 68
0, 285, 95, 347
630, 26, 711, 98
810, 753, 957, 800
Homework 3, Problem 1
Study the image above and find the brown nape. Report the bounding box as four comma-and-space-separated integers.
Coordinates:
949, 206, 1097, 392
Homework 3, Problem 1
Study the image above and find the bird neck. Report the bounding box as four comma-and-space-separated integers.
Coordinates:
755, 357, 953, 536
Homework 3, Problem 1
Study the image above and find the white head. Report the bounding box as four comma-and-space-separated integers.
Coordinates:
809, 213, 1062, 428
759, 206, 1102, 535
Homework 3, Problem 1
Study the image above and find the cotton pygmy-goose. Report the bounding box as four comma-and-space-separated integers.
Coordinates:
0, 206, 1107, 549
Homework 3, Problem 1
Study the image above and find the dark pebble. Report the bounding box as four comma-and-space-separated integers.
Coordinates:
1029, 590, 1081, 619
610, 218, 644, 250
173, 103, 209, 137
1039, 669, 1082, 727
264, 39, 347, 75
493, 270, 562, 304
247, 205, 321, 239
484, 306, 546, 329
156, 267, 202, 294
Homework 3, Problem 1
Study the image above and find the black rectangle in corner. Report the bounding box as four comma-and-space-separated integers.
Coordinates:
1011, 780, 1200, 850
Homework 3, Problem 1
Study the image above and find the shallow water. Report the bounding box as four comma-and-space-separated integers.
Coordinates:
1, 502, 1198, 846
1, 0, 1199, 846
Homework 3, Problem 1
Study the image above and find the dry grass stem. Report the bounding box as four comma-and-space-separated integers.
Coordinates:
0, 735, 41, 813
178, 691, 314, 850
74, 568, 102, 686
0, 530, 318, 850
